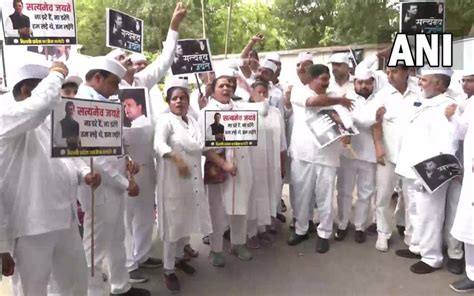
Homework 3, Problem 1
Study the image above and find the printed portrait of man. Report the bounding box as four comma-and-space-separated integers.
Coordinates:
209, 112, 225, 142
109, 11, 124, 47
54, 101, 81, 149
123, 96, 146, 127
4, 0, 32, 38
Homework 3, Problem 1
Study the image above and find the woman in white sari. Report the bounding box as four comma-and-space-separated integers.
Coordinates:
154, 77, 235, 292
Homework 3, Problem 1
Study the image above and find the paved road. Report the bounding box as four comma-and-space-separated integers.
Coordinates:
1, 191, 463, 296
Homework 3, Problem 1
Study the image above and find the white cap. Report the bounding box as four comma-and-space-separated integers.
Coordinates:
64, 75, 83, 86
11, 63, 50, 89
225, 59, 240, 70
420, 67, 454, 78
164, 76, 189, 95
354, 67, 374, 80
297, 52, 313, 63
106, 48, 127, 60
266, 52, 281, 62
86, 56, 127, 79
130, 53, 147, 63
329, 52, 350, 65
462, 70, 474, 77
260, 59, 277, 73
215, 67, 237, 79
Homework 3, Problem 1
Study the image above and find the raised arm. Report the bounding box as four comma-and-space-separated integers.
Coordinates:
135, 3, 187, 89
239, 34, 264, 79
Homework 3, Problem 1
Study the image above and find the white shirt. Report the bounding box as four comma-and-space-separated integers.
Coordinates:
344, 91, 377, 163
395, 93, 458, 179
367, 83, 420, 164
328, 75, 354, 96
289, 84, 342, 167
0, 72, 87, 252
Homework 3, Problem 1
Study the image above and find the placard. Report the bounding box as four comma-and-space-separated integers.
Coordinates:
400, 1, 445, 34
51, 97, 123, 157
117, 87, 149, 128
204, 110, 258, 147
306, 108, 359, 148
1, 0, 77, 45
106, 8, 143, 53
412, 153, 462, 193
171, 39, 213, 75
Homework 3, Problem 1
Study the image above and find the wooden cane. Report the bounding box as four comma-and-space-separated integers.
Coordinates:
231, 149, 236, 215
90, 157, 95, 277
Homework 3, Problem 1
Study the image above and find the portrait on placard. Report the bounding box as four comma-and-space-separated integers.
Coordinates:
117, 87, 149, 128
106, 8, 143, 53
51, 97, 123, 158
400, 1, 444, 34
413, 154, 462, 193
1, 0, 77, 46
171, 39, 213, 75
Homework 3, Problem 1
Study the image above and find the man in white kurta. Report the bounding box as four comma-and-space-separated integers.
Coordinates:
76, 57, 150, 296
395, 68, 458, 274
288, 64, 353, 253
328, 52, 354, 96
449, 70, 474, 292
335, 67, 378, 243
0, 62, 95, 296
367, 64, 420, 252
106, 4, 187, 276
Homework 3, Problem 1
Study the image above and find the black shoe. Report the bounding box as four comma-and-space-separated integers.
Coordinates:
175, 260, 196, 275
281, 199, 287, 213
223, 229, 231, 241
410, 261, 439, 274
366, 223, 377, 236
139, 257, 163, 269
334, 228, 347, 241
396, 225, 405, 238
395, 249, 421, 259
276, 213, 286, 223
447, 258, 464, 275
164, 273, 180, 293
316, 235, 329, 254
287, 232, 309, 246
202, 235, 210, 245
113, 287, 151, 296
128, 270, 148, 284
308, 220, 317, 233
354, 230, 366, 243
289, 218, 296, 230
450, 277, 474, 293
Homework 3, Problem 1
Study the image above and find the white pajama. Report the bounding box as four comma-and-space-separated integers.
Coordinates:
445, 179, 464, 260
207, 184, 247, 253
291, 159, 337, 239
401, 178, 417, 246
466, 244, 474, 280
124, 165, 156, 271
413, 182, 449, 268
336, 156, 376, 231
375, 161, 399, 239
83, 198, 131, 296
163, 237, 188, 271
13, 226, 87, 296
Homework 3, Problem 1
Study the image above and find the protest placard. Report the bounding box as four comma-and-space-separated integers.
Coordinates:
412, 153, 462, 194
400, 1, 445, 34
106, 8, 143, 53
51, 97, 123, 158
171, 39, 213, 75
1, 0, 76, 46
204, 110, 258, 147
306, 108, 359, 149
117, 87, 149, 128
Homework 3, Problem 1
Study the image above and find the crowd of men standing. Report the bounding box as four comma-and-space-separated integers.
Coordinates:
1, 2, 474, 295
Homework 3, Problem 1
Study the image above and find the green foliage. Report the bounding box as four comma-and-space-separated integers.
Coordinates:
75, 0, 473, 57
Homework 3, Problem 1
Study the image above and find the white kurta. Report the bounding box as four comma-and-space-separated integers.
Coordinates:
154, 113, 212, 242
452, 98, 474, 244
198, 98, 253, 215
246, 101, 286, 226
